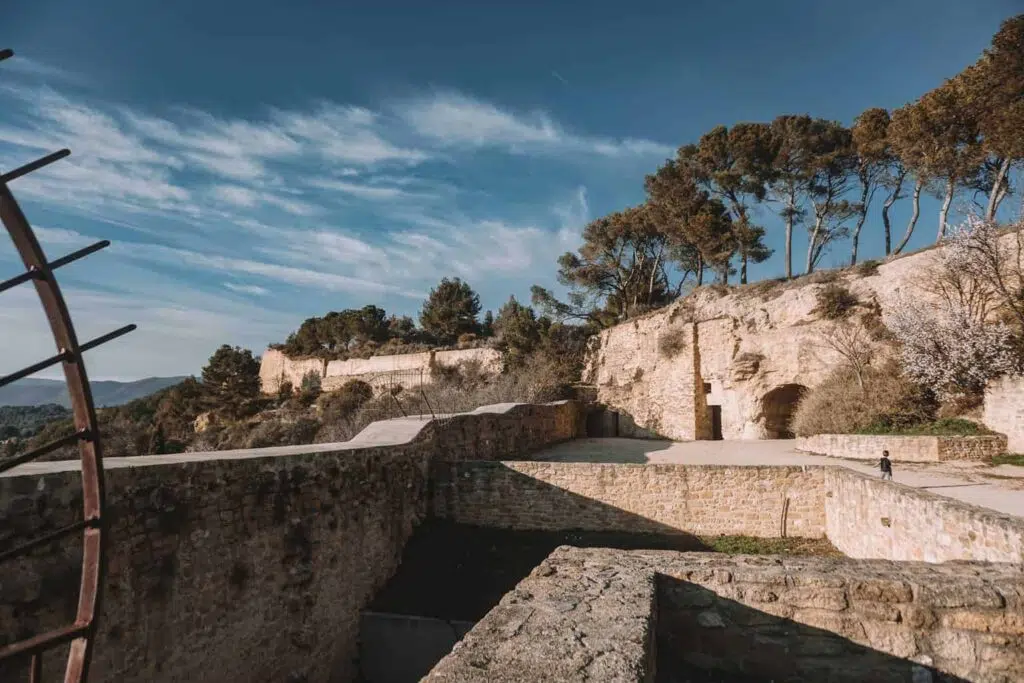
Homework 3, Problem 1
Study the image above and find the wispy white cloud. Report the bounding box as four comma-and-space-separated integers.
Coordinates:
0, 73, 636, 378
272, 103, 429, 166
307, 176, 437, 201
395, 91, 673, 158
224, 282, 270, 296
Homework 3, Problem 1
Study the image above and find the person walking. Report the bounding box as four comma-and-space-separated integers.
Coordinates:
879, 450, 893, 481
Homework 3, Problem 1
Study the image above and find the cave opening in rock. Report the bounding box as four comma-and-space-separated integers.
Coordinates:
761, 384, 807, 439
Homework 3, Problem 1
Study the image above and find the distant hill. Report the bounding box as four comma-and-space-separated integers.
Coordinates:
0, 376, 189, 408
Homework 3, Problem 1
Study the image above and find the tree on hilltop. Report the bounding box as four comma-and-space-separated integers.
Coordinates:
419, 277, 481, 344
493, 296, 541, 365
531, 205, 677, 326
645, 158, 733, 285
679, 123, 776, 284
959, 14, 1023, 221
852, 107, 906, 256
804, 119, 858, 273
201, 345, 262, 419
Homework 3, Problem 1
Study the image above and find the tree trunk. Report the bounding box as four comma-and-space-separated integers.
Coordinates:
784, 214, 793, 279
893, 177, 923, 255
881, 170, 905, 256
986, 157, 1011, 221
696, 254, 704, 286
806, 216, 823, 274
937, 179, 954, 242
850, 182, 870, 266
739, 252, 747, 285
647, 247, 663, 303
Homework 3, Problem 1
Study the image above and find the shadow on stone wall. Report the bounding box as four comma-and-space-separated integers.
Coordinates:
657, 578, 967, 683
535, 436, 676, 463
369, 520, 711, 622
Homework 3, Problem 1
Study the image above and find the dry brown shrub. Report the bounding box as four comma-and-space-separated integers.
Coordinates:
658, 327, 688, 358
792, 362, 936, 436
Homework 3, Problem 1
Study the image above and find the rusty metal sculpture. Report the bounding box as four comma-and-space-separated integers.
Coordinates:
0, 48, 136, 683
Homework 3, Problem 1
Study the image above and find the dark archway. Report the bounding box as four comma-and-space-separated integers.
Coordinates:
761, 384, 807, 439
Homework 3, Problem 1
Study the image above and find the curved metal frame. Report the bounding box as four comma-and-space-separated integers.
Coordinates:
0, 48, 135, 683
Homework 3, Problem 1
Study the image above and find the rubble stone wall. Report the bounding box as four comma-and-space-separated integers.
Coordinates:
0, 402, 580, 683
431, 462, 827, 538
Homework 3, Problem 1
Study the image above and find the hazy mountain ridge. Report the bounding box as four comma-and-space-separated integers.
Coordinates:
0, 377, 189, 408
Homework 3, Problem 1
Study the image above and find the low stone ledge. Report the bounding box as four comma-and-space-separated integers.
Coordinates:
796, 433, 1007, 462
426, 547, 1024, 683
423, 546, 658, 682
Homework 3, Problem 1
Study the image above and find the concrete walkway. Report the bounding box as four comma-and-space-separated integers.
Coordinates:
533, 438, 1024, 520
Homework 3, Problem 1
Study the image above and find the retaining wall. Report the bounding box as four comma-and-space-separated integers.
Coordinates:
0, 402, 580, 683
825, 467, 1024, 564
796, 433, 1007, 462
431, 462, 826, 538
985, 375, 1024, 454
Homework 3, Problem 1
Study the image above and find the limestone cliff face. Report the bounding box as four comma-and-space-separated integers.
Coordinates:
259, 347, 503, 395
584, 238, 1012, 441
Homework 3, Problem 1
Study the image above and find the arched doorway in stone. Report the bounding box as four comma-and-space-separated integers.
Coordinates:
761, 384, 807, 439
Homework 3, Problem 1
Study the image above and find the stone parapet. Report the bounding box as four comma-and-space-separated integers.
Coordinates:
985, 375, 1024, 453
796, 433, 1007, 462
825, 467, 1024, 563
426, 547, 1024, 683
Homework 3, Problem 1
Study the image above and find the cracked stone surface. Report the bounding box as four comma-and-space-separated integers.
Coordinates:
425, 547, 1024, 683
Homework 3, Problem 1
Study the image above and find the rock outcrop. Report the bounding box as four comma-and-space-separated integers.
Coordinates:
585, 234, 1022, 441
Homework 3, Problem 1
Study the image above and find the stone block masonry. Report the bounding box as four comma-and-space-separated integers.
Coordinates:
0, 401, 581, 683
431, 462, 826, 538
427, 547, 1024, 683
796, 433, 1007, 462
985, 375, 1024, 453
825, 467, 1024, 563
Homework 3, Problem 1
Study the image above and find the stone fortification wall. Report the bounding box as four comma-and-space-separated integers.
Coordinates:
260, 347, 502, 394
797, 433, 1007, 462
431, 462, 826, 538
985, 375, 1024, 453
825, 467, 1024, 564
585, 232, 1022, 441
0, 401, 580, 683
428, 547, 1024, 683
258, 348, 325, 393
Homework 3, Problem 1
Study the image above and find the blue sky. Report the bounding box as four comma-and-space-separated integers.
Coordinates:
0, 0, 1018, 380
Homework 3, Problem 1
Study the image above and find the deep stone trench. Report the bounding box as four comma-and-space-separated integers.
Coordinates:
357, 521, 779, 683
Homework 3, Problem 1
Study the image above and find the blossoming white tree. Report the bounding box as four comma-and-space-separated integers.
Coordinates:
886, 215, 1023, 398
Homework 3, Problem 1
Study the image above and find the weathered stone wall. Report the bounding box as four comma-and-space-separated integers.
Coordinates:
824, 467, 1024, 564
797, 433, 1007, 462
985, 375, 1024, 453
431, 463, 826, 538
0, 401, 580, 683
427, 547, 1024, 683
259, 346, 503, 395
258, 348, 325, 394
585, 231, 1023, 441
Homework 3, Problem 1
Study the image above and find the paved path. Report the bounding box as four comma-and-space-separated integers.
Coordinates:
533, 438, 1024, 519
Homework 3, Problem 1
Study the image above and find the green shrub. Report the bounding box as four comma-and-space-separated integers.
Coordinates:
813, 284, 859, 320
857, 418, 993, 436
